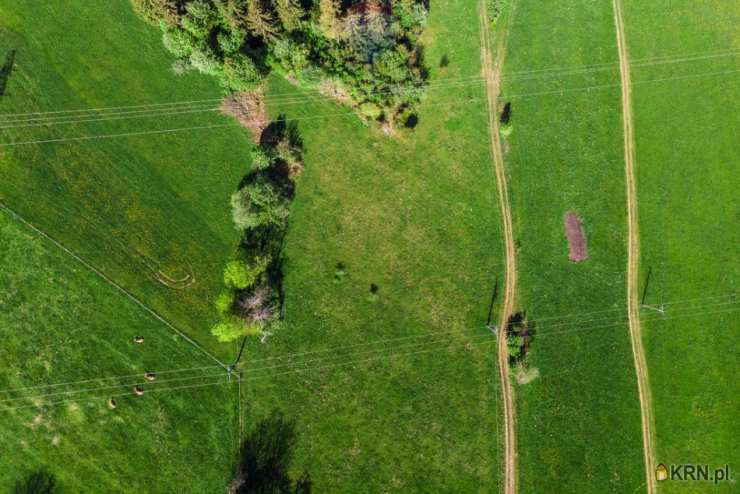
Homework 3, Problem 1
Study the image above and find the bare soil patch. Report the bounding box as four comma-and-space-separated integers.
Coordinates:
220, 89, 269, 143
564, 211, 588, 262
515, 366, 540, 385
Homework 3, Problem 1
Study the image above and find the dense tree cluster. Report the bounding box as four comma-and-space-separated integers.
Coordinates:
211, 117, 302, 342
131, 0, 428, 126
505, 312, 533, 365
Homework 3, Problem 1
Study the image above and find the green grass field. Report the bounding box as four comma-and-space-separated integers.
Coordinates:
622, 1, 740, 491
237, 0, 509, 490
2, 0, 509, 490
0, 212, 238, 492
500, 1, 644, 492
1, 0, 249, 490
2, 0, 736, 492
0, 0, 255, 360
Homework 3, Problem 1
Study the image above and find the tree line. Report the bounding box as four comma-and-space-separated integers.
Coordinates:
211, 116, 302, 342
131, 0, 428, 127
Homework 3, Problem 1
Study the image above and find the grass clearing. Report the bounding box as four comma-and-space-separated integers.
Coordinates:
500, 1, 645, 491
238, 0, 507, 489
0, 213, 238, 492
622, 1, 739, 491
0, 0, 256, 360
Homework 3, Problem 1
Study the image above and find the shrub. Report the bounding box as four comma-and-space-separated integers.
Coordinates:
131, 0, 178, 26
161, 26, 197, 58
181, 0, 217, 39
275, 138, 302, 168
189, 46, 222, 76
218, 28, 247, 56
393, 1, 428, 31
271, 38, 310, 74
231, 181, 291, 231
221, 54, 262, 91
215, 290, 235, 315
223, 256, 270, 290
507, 335, 524, 361
211, 318, 261, 343
358, 101, 382, 120
251, 146, 274, 170
372, 48, 413, 83
488, 0, 506, 23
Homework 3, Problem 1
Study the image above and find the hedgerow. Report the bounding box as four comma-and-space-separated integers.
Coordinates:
210, 116, 302, 342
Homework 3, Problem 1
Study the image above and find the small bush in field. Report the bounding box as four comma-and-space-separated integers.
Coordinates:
223, 257, 270, 290
215, 291, 235, 315
211, 318, 261, 343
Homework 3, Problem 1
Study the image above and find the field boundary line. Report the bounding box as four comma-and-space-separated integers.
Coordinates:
479, 3, 518, 493
612, 2, 656, 493
0, 200, 228, 370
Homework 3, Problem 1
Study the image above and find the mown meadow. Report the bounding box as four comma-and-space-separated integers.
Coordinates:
623, 0, 740, 492
239, 0, 509, 489
499, 0, 644, 492
1, 0, 509, 491
0, 213, 239, 492
1, 0, 250, 491
0, 0, 255, 360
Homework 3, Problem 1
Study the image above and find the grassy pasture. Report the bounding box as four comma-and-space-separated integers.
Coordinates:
0, 213, 238, 492
1, 0, 510, 490
0, 0, 255, 360
499, 1, 645, 492
622, 1, 740, 491
238, 0, 508, 490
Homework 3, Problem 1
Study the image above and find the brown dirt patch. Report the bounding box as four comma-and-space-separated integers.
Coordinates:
564, 211, 588, 262
515, 366, 540, 385
220, 89, 268, 143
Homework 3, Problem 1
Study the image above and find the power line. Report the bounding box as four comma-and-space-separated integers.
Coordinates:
0, 371, 227, 405
2, 49, 736, 131
0, 201, 229, 370
2, 46, 736, 121
3, 302, 736, 413
239, 304, 740, 384
241, 300, 737, 378
2, 293, 732, 402
1, 289, 732, 403
2, 65, 736, 148
241, 294, 737, 366
0, 376, 236, 413
0, 364, 223, 396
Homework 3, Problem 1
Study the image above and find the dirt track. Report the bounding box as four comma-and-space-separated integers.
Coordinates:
612, 1, 656, 493
478, 4, 518, 494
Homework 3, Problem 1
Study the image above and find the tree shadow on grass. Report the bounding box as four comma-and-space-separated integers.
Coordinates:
0, 50, 16, 98
13, 470, 58, 494
232, 410, 311, 494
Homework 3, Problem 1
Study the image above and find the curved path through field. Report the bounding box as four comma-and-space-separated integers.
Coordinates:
612, 1, 656, 493
478, 4, 517, 493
